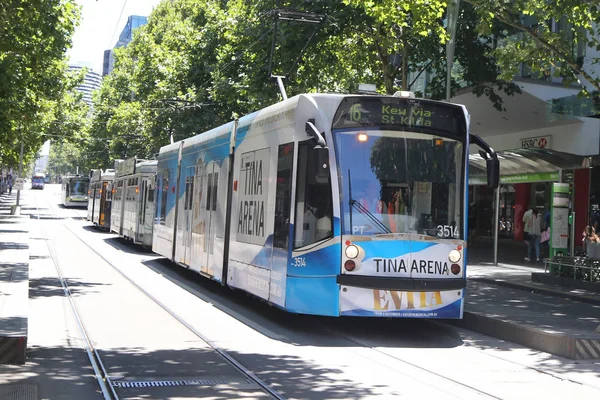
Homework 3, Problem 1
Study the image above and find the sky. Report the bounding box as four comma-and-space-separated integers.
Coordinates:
67, 0, 163, 74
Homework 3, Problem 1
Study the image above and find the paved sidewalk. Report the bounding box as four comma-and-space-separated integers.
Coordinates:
468, 262, 600, 305
0, 191, 29, 364
460, 262, 600, 359
0, 189, 100, 398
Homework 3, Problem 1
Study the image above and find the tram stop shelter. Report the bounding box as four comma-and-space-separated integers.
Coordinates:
468, 148, 592, 265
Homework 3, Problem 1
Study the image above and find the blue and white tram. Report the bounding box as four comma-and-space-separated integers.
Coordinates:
111, 158, 157, 247
61, 175, 90, 207
153, 92, 498, 318
88, 169, 115, 229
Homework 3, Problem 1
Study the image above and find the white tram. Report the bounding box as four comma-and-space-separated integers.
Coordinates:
88, 169, 115, 230
61, 175, 90, 207
110, 158, 157, 247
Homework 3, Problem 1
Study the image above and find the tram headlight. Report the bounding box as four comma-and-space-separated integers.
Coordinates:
345, 244, 359, 259
448, 249, 461, 263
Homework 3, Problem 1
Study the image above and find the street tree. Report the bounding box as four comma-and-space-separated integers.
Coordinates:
0, 0, 80, 170
466, 0, 600, 95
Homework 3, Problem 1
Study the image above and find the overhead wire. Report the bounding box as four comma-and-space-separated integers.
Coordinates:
107, 0, 129, 49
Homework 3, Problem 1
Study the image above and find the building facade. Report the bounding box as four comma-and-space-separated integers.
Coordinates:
69, 65, 102, 108
102, 15, 148, 76
409, 19, 600, 263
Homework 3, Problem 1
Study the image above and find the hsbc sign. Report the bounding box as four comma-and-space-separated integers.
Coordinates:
521, 135, 552, 150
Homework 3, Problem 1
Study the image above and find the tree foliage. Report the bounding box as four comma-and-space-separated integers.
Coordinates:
467, 0, 600, 94
0, 0, 81, 171
90, 0, 523, 166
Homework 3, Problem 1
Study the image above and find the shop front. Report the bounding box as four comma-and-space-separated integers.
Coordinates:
468, 149, 591, 265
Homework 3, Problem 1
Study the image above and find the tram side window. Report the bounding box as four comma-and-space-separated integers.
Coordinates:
294, 142, 333, 249
206, 173, 212, 211
160, 171, 169, 225
211, 173, 218, 211
147, 187, 155, 203
274, 143, 294, 249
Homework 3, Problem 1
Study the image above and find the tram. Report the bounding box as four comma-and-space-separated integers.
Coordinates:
31, 173, 46, 190
151, 92, 499, 319
61, 175, 90, 207
88, 169, 114, 229
111, 158, 157, 247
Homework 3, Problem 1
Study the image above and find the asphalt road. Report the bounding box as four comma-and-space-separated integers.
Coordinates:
3, 184, 599, 399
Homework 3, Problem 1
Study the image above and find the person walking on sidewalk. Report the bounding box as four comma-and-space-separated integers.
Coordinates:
525, 209, 542, 262
7, 175, 13, 194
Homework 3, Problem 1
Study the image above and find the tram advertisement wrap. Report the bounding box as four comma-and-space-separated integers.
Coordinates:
339, 287, 463, 318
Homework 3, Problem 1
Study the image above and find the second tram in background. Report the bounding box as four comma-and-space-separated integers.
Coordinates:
31, 173, 46, 190
111, 158, 157, 247
61, 175, 90, 207
88, 169, 114, 229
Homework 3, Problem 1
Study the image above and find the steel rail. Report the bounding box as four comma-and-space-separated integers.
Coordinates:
319, 325, 502, 399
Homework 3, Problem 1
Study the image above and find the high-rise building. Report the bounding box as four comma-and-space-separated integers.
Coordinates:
102, 15, 148, 76
69, 65, 102, 108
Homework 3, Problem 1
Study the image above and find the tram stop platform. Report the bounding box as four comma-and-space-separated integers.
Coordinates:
459, 263, 600, 360
0, 192, 29, 364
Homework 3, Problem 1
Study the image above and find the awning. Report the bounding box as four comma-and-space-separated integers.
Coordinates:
469, 148, 592, 185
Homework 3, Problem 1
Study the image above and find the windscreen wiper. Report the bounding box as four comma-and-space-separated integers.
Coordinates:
349, 199, 392, 234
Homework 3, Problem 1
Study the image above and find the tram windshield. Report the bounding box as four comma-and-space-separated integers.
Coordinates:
69, 179, 89, 196
332, 97, 467, 240
334, 130, 464, 239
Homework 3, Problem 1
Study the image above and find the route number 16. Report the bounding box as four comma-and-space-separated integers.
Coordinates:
437, 225, 459, 238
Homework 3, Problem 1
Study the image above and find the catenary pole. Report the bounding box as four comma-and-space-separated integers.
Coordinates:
493, 187, 500, 265
16, 138, 23, 207
446, 0, 461, 101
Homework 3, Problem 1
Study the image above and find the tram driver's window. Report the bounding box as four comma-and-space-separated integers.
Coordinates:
294, 142, 333, 249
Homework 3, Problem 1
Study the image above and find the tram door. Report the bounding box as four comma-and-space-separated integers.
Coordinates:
203, 164, 218, 275
182, 168, 194, 266
139, 178, 155, 244
99, 181, 109, 226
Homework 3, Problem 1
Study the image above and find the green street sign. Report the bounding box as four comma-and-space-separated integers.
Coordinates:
469, 171, 559, 185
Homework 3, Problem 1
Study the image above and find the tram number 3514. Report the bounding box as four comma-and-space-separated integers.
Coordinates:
437, 225, 459, 238
292, 257, 307, 267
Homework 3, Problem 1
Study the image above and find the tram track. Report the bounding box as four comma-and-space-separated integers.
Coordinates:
59, 223, 287, 400
26, 189, 600, 398
317, 324, 503, 399
65, 208, 498, 399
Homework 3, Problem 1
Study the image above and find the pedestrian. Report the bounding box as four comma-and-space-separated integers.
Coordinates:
540, 208, 551, 257
8, 175, 13, 194
524, 209, 541, 262
582, 225, 599, 254
523, 207, 533, 260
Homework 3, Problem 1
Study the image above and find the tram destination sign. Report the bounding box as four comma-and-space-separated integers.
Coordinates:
116, 157, 136, 177
91, 169, 102, 183
333, 97, 467, 137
